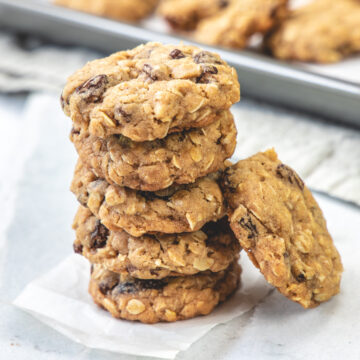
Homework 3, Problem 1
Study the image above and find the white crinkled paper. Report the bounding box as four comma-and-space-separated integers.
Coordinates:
13, 254, 271, 359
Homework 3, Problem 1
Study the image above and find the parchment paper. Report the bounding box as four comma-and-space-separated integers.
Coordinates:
13, 255, 271, 359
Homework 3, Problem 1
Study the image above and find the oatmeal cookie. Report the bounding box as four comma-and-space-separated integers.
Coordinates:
221, 149, 343, 308
73, 206, 240, 279
61, 42, 240, 141
71, 110, 236, 191
54, 0, 159, 21
158, 0, 231, 31
89, 260, 241, 323
71, 160, 225, 237
195, 0, 288, 48
265, 0, 360, 63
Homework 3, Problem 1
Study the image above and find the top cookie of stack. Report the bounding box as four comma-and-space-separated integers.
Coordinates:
61, 42, 240, 191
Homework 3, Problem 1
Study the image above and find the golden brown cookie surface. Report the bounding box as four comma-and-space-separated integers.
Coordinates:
55, 0, 159, 21
221, 149, 343, 308
71, 110, 236, 191
61, 42, 240, 141
195, 0, 288, 48
265, 0, 360, 63
73, 206, 240, 279
89, 260, 241, 323
71, 160, 225, 236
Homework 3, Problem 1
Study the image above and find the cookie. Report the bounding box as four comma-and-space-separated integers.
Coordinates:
61, 42, 240, 141
71, 110, 236, 191
195, 0, 288, 48
54, 0, 159, 21
158, 0, 231, 31
265, 0, 360, 63
71, 160, 225, 237
89, 260, 241, 323
221, 149, 343, 308
73, 206, 240, 279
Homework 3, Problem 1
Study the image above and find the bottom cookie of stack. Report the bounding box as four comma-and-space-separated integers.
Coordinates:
89, 261, 241, 324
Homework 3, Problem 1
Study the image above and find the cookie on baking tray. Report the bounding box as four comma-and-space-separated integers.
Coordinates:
73, 206, 240, 279
70, 110, 237, 191
265, 0, 360, 63
221, 149, 343, 308
158, 0, 231, 30
61, 42, 240, 141
71, 160, 225, 237
54, 0, 159, 21
195, 0, 288, 48
89, 260, 241, 323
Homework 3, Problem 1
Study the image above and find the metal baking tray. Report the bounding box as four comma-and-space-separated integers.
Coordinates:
0, 0, 359, 127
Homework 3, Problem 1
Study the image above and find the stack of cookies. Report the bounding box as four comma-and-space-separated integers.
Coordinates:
60, 42, 241, 323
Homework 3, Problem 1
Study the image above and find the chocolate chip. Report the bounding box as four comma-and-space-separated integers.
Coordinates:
239, 216, 258, 239
169, 49, 185, 59
75, 74, 108, 103
90, 221, 109, 249
90, 264, 94, 274
73, 243, 83, 254
99, 276, 119, 295
276, 164, 304, 190
194, 51, 222, 64
196, 65, 218, 83
296, 273, 306, 282
142, 63, 158, 81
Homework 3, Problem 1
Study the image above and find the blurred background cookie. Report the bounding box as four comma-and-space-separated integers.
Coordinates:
54, 0, 159, 21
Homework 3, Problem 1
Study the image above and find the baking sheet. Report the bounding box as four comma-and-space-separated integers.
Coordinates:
0, 0, 359, 127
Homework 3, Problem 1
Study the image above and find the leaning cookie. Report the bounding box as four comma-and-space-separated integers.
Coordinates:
89, 260, 241, 323
265, 0, 360, 63
71, 160, 225, 237
195, 0, 288, 48
73, 206, 240, 279
221, 149, 343, 308
71, 110, 236, 191
61, 42, 240, 141
54, 0, 159, 22
158, 0, 231, 31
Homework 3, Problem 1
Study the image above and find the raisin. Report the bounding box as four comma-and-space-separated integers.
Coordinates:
142, 63, 158, 81
140, 279, 167, 290
276, 164, 304, 190
219, 0, 229, 8
70, 127, 80, 137
296, 273, 306, 282
113, 281, 137, 294
169, 49, 185, 59
73, 243, 83, 254
60, 94, 65, 110
194, 51, 222, 64
89, 221, 109, 249
196, 65, 218, 83
75, 74, 108, 103
99, 277, 119, 295
239, 216, 258, 239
